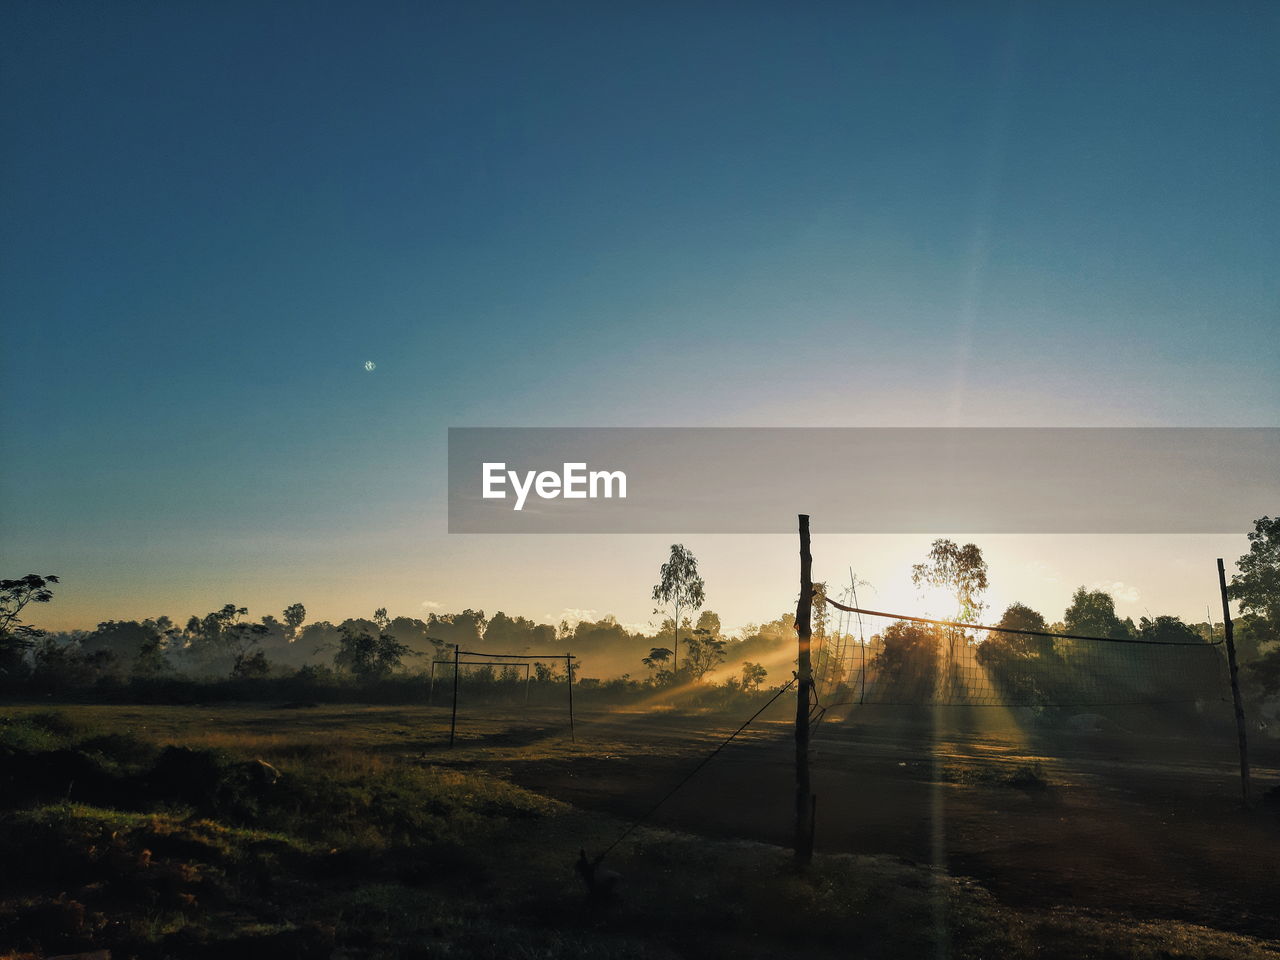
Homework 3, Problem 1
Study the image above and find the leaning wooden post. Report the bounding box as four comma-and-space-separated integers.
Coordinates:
449, 643, 460, 749
566, 653, 576, 743
795, 513, 814, 865
1217, 559, 1251, 808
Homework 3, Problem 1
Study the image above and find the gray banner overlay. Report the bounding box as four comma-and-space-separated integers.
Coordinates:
448, 428, 1279, 534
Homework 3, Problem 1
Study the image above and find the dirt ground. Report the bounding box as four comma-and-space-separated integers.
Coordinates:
453, 703, 1280, 942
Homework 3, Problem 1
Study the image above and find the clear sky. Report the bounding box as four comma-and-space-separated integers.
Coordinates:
2, 2, 1277, 634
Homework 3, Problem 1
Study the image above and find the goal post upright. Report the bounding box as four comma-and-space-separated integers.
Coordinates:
450, 643, 460, 749
1216, 558, 1251, 809
795, 513, 814, 866
439, 651, 576, 747
566, 652, 576, 743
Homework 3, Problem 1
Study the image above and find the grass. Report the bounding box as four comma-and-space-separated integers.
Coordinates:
0, 704, 1276, 959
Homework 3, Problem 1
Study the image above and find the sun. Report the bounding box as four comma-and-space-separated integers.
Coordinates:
913, 581, 960, 620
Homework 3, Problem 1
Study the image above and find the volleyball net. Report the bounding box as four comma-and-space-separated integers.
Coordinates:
812, 596, 1228, 709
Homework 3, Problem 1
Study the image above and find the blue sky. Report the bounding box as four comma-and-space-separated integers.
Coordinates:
2, 2, 1276, 631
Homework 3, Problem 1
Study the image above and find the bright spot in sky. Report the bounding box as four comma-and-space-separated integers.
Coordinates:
364, 360, 376, 372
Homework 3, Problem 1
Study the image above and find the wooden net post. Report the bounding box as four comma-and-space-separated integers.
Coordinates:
1217, 558, 1251, 808
795, 514, 814, 865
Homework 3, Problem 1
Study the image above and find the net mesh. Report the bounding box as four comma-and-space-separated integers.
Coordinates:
813, 600, 1228, 708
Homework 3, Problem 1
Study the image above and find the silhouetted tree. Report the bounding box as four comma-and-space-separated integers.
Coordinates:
533, 660, 557, 683
1137, 615, 1202, 644
1063, 588, 1131, 640
911, 540, 988, 623
335, 625, 412, 680
684, 627, 727, 682
227, 620, 270, 679
183, 604, 247, 670
872, 621, 940, 702
652, 544, 704, 677
981, 602, 1052, 658
0, 574, 59, 679
283, 602, 307, 641
571, 615, 634, 650
485, 611, 556, 648
133, 633, 172, 679
1230, 517, 1280, 695
740, 661, 768, 692
1230, 516, 1280, 624
83, 619, 173, 670
811, 582, 829, 641
913, 540, 987, 694
30, 636, 112, 688
976, 603, 1054, 703
695, 610, 722, 638
231, 648, 270, 679
427, 609, 487, 648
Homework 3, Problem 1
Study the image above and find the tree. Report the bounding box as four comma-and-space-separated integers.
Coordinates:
652, 544, 705, 676
533, 660, 557, 683
912, 540, 987, 695
642, 646, 673, 683
684, 627, 727, 682
426, 609, 487, 647
486, 611, 556, 648
1230, 516, 1280, 694
227, 620, 270, 679
982, 602, 1052, 657
256, 615, 288, 653
334, 625, 412, 680
911, 540, 988, 623
1063, 588, 1130, 639
231, 648, 270, 679
740, 661, 768, 692
1230, 517, 1280, 623
695, 610, 722, 638
873, 621, 941, 703
811, 582, 829, 640
976, 603, 1054, 703
1137, 615, 1202, 645
133, 634, 172, 679
283, 603, 307, 642
30, 636, 111, 689
83, 619, 172, 667
184, 603, 248, 666
0, 574, 59, 678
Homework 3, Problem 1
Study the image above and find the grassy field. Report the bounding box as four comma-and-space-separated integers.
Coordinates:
1, 700, 1277, 959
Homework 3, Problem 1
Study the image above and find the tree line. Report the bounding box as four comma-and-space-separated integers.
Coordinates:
844, 520, 1280, 716
2, 519, 1277, 717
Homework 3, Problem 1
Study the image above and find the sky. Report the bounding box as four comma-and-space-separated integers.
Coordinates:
2, 2, 1277, 635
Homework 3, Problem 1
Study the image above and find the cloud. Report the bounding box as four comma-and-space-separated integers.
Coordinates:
1026, 560, 1059, 584
1091, 581, 1140, 603
421, 600, 443, 610
547, 608, 597, 627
